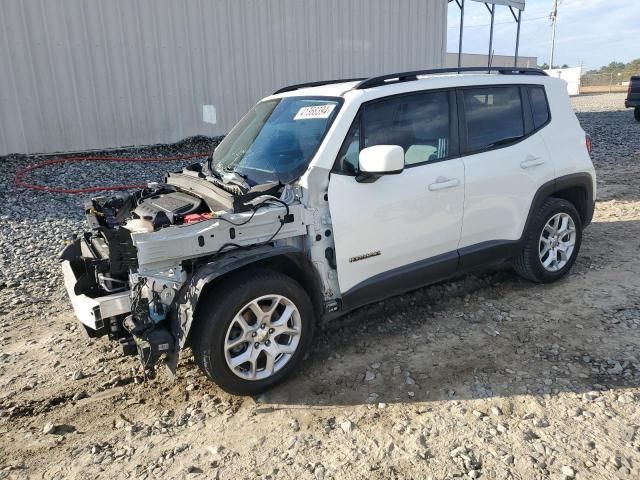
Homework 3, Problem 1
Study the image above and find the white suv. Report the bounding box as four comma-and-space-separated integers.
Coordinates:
61, 67, 596, 395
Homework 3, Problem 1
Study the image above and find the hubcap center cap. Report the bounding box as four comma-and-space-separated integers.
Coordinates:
254, 328, 269, 343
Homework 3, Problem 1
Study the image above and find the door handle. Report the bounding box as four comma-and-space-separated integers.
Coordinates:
520, 157, 545, 169
428, 177, 460, 191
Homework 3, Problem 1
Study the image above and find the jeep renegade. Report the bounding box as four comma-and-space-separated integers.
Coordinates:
61, 67, 596, 395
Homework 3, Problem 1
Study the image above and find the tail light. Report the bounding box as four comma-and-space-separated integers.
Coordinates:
585, 133, 593, 155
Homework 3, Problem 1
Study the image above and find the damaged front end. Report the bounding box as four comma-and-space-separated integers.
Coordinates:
59, 186, 183, 373
60, 163, 309, 378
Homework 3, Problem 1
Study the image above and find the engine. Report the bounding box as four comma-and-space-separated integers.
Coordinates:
68, 185, 207, 298
131, 191, 206, 229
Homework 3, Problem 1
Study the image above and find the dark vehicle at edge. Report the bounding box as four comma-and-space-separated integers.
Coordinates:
625, 76, 640, 122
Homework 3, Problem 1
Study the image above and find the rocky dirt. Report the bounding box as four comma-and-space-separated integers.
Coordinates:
1, 93, 639, 480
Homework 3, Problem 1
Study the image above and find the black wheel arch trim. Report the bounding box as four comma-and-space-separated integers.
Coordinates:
171, 245, 324, 352
522, 172, 594, 237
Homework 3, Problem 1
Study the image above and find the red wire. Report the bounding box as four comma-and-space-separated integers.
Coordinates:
14, 153, 208, 194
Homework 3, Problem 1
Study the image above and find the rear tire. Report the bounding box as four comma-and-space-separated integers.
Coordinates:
513, 197, 582, 283
634, 106, 640, 122
191, 269, 315, 396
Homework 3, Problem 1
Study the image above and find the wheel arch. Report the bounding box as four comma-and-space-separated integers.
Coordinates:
552, 184, 590, 226
521, 172, 594, 242
172, 245, 324, 350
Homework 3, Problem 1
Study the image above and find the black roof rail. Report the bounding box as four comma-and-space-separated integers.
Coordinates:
354, 67, 547, 90
273, 78, 365, 95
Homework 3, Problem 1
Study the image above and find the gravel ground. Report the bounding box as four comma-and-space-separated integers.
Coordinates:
1, 93, 640, 479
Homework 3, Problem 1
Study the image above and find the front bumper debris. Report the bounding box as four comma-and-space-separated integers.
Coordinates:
60, 241, 131, 332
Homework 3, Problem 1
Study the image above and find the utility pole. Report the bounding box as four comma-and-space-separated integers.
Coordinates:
457, 0, 465, 69
514, 8, 522, 67
549, 0, 558, 69
486, 2, 495, 69
448, 0, 465, 70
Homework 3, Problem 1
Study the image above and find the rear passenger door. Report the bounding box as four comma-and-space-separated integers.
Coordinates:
457, 85, 556, 259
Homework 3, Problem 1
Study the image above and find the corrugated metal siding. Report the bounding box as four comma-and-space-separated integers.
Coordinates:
0, 0, 446, 155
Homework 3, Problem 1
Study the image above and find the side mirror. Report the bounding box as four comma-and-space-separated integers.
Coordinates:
357, 145, 404, 182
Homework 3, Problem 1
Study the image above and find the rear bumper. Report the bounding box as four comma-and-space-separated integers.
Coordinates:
61, 257, 131, 331
625, 100, 640, 108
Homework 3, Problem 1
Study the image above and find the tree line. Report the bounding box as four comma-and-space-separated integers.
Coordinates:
585, 58, 640, 77
538, 63, 570, 70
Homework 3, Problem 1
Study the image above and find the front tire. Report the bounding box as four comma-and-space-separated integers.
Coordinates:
191, 269, 315, 395
513, 197, 582, 283
634, 106, 640, 122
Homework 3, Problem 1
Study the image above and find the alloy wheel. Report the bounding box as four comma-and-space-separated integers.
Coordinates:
539, 212, 576, 272
224, 295, 302, 381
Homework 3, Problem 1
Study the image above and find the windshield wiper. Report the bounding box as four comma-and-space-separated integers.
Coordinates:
205, 158, 224, 181
204, 161, 250, 194
220, 167, 250, 191
226, 168, 248, 180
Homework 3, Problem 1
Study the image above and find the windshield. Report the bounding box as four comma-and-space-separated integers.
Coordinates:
212, 96, 341, 186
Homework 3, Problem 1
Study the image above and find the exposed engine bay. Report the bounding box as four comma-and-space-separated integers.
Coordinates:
60, 161, 313, 377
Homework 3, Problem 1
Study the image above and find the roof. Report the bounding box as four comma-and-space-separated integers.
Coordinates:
270, 67, 549, 99
270, 71, 554, 101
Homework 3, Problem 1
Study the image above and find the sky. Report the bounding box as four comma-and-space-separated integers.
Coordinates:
446, 0, 640, 70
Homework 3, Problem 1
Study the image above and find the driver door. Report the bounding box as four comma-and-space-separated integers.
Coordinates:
328, 90, 465, 307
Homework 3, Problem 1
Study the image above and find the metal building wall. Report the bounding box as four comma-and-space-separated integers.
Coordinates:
0, 0, 446, 155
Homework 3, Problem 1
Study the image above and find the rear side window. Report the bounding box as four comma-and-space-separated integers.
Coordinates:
463, 86, 524, 152
528, 86, 550, 129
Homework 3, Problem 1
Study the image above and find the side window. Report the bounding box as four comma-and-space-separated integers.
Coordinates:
528, 86, 550, 130
463, 86, 524, 152
363, 91, 450, 166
